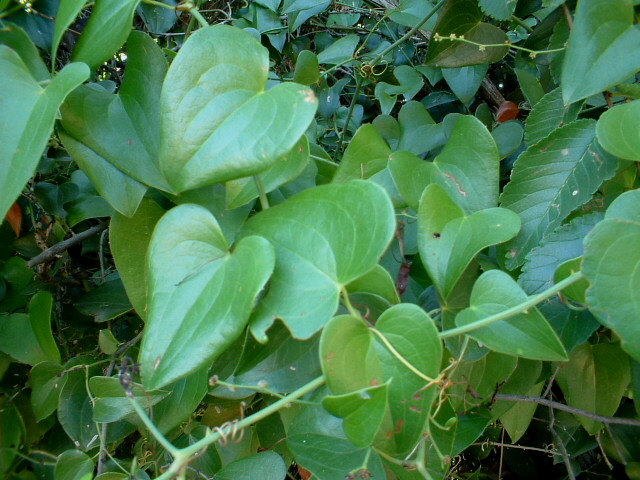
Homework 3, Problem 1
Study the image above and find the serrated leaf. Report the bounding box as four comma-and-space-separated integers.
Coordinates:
71, 0, 140, 70
456, 270, 568, 361
418, 184, 521, 299
243, 181, 395, 340
159, 25, 317, 192
0, 50, 88, 222
524, 87, 583, 146
562, 0, 640, 104
500, 119, 618, 269
478, 0, 517, 20
320, 304, 442, 455
389, 115, 500, 212
54, 450, 93, 480
596, 99, 640, 161
583, 189, 640, 361
140, 204, 275, 390
556, 343, 631, 434
425, 0, 509, 67
110, 198, 166, 320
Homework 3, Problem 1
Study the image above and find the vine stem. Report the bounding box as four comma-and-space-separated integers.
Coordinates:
254, 176, 270, 210
134, 376, 325, 480
439, 271, 585, 339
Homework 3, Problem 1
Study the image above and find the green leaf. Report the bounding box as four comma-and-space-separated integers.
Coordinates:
332, 124, 391, 184
54, 450, 93, 480
524, 87, 582, 146
456, 270, 568, 361
109, 198, 166, 320
243, 181, 395, 340
320, 304, 442, 455
74, 279, 133, 322
30, 362, 67, 421
562, 0, 640, 104
554, 257, 589, 304
159, 25, 317, 192
596, 99, 640, 161
89, 376, 168, 423
137, 0, 180, 34
500, 119, 618, 269
52, 0, 87, 61
140, 204, 275, 390
556, 343, 631, 434
0, 51, 88, 221
0, 20, 49, 81
418, 184, 521, 299
71, 0, 140, 70
374, 65, 423, 114
583, 189, 640, 361
317, 34, 359, 64
322, 385, 389, 447
425, 0, 509, 67
153, 368, 209, 434
294, 49, 320, 85
0, 398, 23, 473
98, 329, 119, 355
29, 291, 61, 364
389, 115, 500, 213
492, 121, 524, 159
346, 264, 401, 320
225, 136, 310, 209
499, 380, 544, 442
213, 451, 286, 480
442, 64, 488, 104
478, 0, 517, 20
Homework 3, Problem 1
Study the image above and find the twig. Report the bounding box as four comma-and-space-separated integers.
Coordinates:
27, 222, 109, 268
495, 394, 640, 427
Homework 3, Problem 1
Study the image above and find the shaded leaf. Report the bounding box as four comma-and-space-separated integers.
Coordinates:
30, 362, 67, 421
332, 124, 391, 184
213, 451, 286, 480
89, 376, 168, 423
596, 99, 640, 161
74, 279, 132, 322
54, 450, 93, 480
524, 87, 582, 146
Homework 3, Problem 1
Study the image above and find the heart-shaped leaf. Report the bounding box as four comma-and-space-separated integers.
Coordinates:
332, 124, 391, 184
562, 0, 640, 104
456, 270, 568, 361
583, 189, 640, 361
596, 99, 640, 161
418, 184, 521, 299
389, 115, 500, 213
140, 204, 275, 390
320, 304, 442, 456
0, 47, 88, 221
242, 180, 395, 340
159, 25, 317, 192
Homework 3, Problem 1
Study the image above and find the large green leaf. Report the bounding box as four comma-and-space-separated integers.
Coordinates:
583, 189, 640, 361
54, 450, 93, 480
389, 115, 500, 213
109, 198, 167, 319
51, 0, 87, 61
500, 120, 618, 269
0, 20, 49, 81
561, 0, 640, 104
556, 342, 631, 434
418, 184, 521, 299
60, 31, 170, 214
596, 99, 640, 161
243, 180, 395, 340
320, 304, 442, 455
425, 0, 509, 67
456, 270, 568, 361
71, 0, 140, 70
524, 87, 582, 147
159, 25, 317, 192
140, 204, 275, 390
0, 49, 88, 222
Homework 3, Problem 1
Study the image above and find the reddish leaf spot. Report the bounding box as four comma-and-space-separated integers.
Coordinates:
297, 466, 312, 480
370, 378, 379, 386
5, 202, 21, 236
496, 101, 519, 123
412, 394, 422, 401
395, 419, 404, 434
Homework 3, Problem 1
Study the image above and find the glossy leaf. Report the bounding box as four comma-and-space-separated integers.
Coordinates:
596, 99, 640, 161
52, 0, 87, 61
583, 189, 640, 361
500, 119, 618, 269
425, 0, 509, 67
0, 50, 88, 221
30, 362, 67, 421
320, 304, 442, 455
140, 204, 275, 390
243, 181, 395, 340
0, 20, 49, 81
456, 270, 568, 361
418, 184, 521, 299
54, 450, 93, 480
524, 87, 582, 146
109, 198, 166, 320
389, 115, 500, 212
562, 0, 640, 104
71, 0, 140, 70
159, 25, 317, 192
556, 343, 631, 434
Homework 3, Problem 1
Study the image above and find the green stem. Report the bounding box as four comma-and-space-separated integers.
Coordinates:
154, 376, 325, 480
439, 271, 585, 339
433, 34, 564, 57
336, 74, 364, 154
369, 0, 445, 66
140, 0, 175, 9
254, 176, 270, 210
510, 15, 534, 33
341, 287, 361, 318
127, 395, 180, 457
189, 7, 208, 28
370, 328, 434, 383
